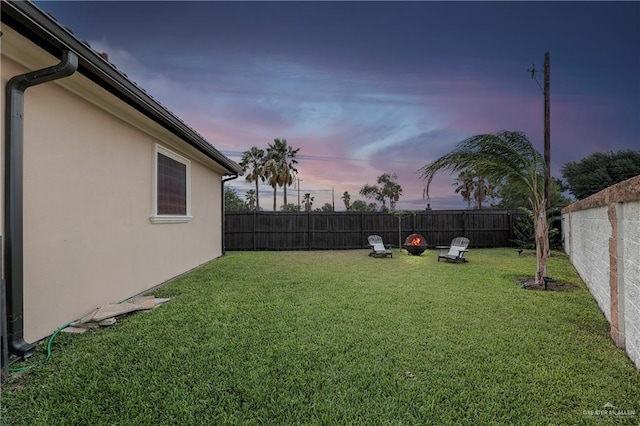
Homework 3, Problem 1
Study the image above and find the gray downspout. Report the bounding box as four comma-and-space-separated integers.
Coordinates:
221, 175, 239, 255
4, 50, 78, 357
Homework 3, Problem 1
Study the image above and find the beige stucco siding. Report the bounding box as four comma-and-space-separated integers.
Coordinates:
2, 39, 224, 343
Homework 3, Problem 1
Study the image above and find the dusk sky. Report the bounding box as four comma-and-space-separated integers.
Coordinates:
35, 1, 639, 210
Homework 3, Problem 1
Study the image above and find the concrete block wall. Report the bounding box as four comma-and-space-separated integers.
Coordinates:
622, 201, 640, 368
564, 206, 611, 320
563, 175, 640, 370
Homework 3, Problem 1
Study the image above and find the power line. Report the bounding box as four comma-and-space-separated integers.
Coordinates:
527, 64, 544, 94
220, 150, 419, 165
221, 149, 363, 161
227, 182, 338, 193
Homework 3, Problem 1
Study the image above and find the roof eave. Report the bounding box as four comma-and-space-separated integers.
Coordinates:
1, 0, 243, 175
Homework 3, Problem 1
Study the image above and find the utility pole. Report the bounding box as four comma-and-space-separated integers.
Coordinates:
296, 177, 303, 211
332, 186, 335, 211
528, 52, 551, 209
543, 52, 551, 209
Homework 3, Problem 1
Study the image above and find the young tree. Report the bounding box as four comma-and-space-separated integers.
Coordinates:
419, 130, 549, 285
342, 191, 351, 210
239, 147, 265, 211
359, 173, 403, 211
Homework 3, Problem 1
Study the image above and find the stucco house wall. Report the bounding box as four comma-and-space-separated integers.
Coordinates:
2, 11, 240, 345
562, 175, 640, 370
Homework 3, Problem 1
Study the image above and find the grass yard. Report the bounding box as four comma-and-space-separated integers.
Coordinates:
2, 248, 639, 424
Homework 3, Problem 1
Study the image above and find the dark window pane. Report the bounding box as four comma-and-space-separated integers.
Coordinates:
157, 152, 187, 215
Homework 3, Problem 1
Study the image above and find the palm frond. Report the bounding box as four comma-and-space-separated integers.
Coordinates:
419, 131, 545, 205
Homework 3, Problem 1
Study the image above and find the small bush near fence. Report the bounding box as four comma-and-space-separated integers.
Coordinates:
225, 210, 530, 251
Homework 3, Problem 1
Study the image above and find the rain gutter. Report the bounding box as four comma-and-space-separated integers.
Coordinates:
221, 175, 239, 255
1, 1, 242, 358
4, 49, 78, 357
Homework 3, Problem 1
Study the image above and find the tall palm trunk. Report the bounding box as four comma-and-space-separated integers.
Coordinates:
272, 185, 277, 211
255, 180, 260, 211
283, 184, 288, 207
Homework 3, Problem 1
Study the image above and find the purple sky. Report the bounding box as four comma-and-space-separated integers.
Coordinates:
36, 1, 639, 210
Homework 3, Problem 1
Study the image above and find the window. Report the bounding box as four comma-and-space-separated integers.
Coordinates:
151, 145, 191, 223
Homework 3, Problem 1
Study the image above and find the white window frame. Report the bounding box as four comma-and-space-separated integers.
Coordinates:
150, 144, 192, 224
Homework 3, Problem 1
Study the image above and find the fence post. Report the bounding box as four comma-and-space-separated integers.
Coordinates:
461, 211, 466, 237
361, 212, 365, 247
411, 212, 416, 234
307, 211, 311, 250
508, 211, 513, 247
252, 211, 256, 250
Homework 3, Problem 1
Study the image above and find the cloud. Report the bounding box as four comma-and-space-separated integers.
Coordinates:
84, 12, 638, 213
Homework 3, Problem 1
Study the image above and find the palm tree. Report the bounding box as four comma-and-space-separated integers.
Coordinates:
473, 175, 489, 209
302, 193, 314, 212
239, 147, 265, 211
262, 155, 281, 212
265, 139, 300, 211
419, 130, 549, 285
452, 171, 473, 209
342, 191, 351, 210
452, 169, 497, 209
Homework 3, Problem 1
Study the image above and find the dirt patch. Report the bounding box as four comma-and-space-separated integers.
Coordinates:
517, 277, 578, 291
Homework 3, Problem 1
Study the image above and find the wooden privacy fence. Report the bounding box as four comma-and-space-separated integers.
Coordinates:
225, 210, 526, 251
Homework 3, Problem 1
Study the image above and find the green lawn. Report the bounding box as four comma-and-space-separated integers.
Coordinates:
2, 249, 639, 425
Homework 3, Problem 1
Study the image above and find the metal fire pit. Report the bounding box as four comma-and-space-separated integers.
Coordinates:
403, 233, 428, 255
